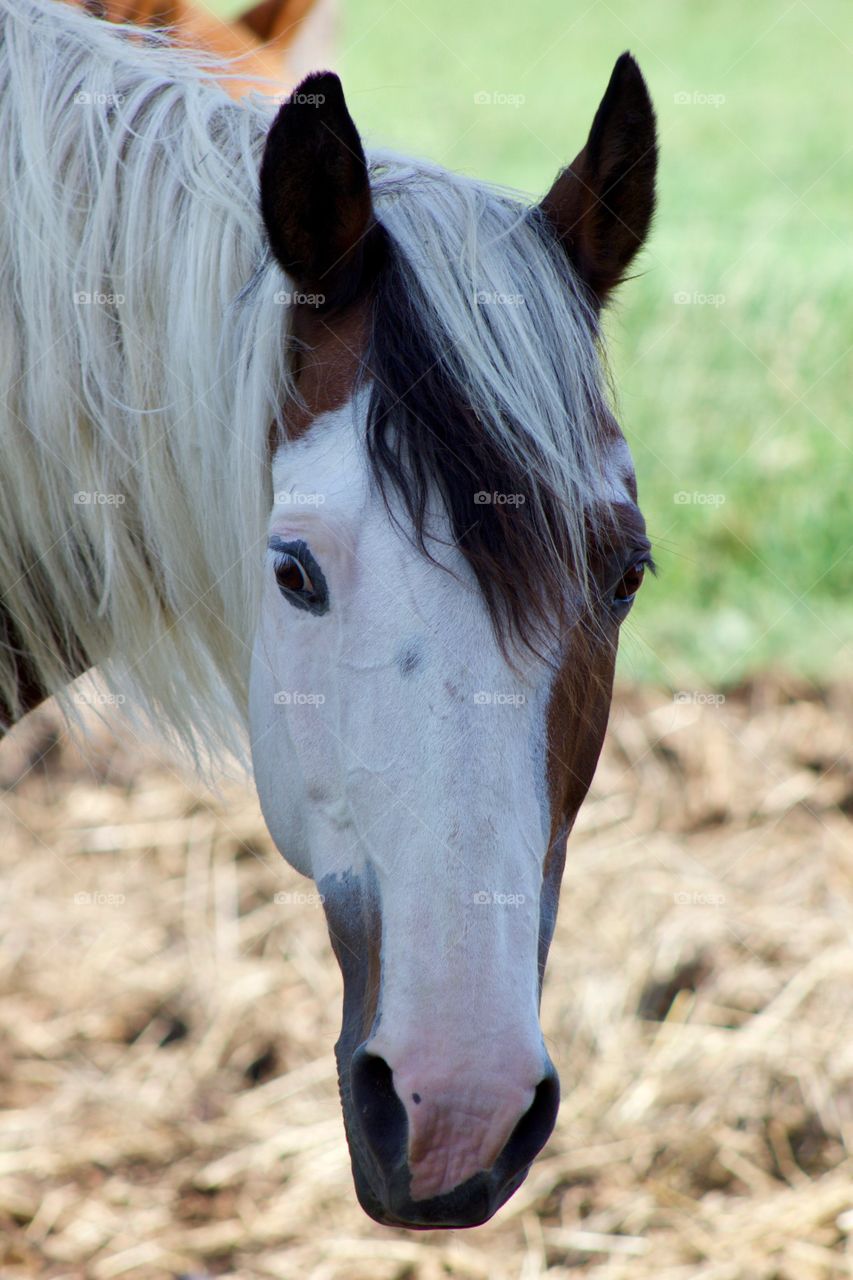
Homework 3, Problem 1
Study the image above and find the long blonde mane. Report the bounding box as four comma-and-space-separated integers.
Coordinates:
0, 0, 287, 758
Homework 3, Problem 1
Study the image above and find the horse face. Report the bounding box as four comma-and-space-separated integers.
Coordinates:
251, 396, 563, 1222
250, 62, 656, 1228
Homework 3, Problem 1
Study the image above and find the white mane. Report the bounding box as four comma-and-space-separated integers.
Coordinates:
0, 0, 286, 760
0, 0, 610, 765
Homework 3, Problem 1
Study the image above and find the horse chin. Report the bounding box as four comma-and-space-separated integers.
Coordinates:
344, 1117, 530, 1231
351, 1166, 524, 1231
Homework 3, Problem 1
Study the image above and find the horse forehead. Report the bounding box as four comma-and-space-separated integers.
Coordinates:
270, 398, 370, 536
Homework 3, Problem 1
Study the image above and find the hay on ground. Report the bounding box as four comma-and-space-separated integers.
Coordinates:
0, 679, 851, 1278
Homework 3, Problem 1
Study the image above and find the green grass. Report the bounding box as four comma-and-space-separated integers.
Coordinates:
212, 0, 852, 686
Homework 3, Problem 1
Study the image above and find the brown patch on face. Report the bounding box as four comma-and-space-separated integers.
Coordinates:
536, 619, 616, 983
543, 619, 618, 876
542, 433, 646, 875
283, 301, 371, 440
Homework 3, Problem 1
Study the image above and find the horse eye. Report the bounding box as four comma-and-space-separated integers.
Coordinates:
275, 553, 313, 595
269, 538, 330, 615
614, 559, 648, 606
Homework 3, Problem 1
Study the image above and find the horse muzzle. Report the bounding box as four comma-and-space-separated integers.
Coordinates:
339, 1045, 560, 1229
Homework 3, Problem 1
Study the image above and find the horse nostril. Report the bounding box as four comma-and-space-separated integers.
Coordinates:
498, 1066, 560, 1175
350, 1048, 408, 1171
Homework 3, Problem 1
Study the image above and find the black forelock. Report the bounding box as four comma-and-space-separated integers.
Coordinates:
360, 232, 596, 656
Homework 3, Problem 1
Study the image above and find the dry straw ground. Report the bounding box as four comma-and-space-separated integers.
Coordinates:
1, 681, 851, 1279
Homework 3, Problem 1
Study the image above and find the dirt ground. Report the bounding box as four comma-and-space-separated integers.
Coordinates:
0, 680, 851, 1279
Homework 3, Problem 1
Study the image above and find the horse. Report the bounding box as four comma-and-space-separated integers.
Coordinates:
65, 0, 337, 98
0, 0, 657, 1230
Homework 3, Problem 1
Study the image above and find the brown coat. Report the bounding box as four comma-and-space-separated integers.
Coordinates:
66, 0, 327, 97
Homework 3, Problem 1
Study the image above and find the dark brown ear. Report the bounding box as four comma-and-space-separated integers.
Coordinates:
538, 53, 657, 306
259, 71, 382, 307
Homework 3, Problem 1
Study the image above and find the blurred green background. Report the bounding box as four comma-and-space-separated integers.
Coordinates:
215, 0, 852, 687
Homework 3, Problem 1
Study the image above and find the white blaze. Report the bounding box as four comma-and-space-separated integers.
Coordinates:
250, 396, 557, 1196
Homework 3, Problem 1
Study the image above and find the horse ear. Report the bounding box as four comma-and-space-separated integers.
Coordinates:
259, 71, 381, 307
538, 53, 657, 306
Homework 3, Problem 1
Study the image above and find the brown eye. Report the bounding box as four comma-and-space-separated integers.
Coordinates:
614, 560, 647, 604
275, 553, 313, 595
269, 539, 330, 615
